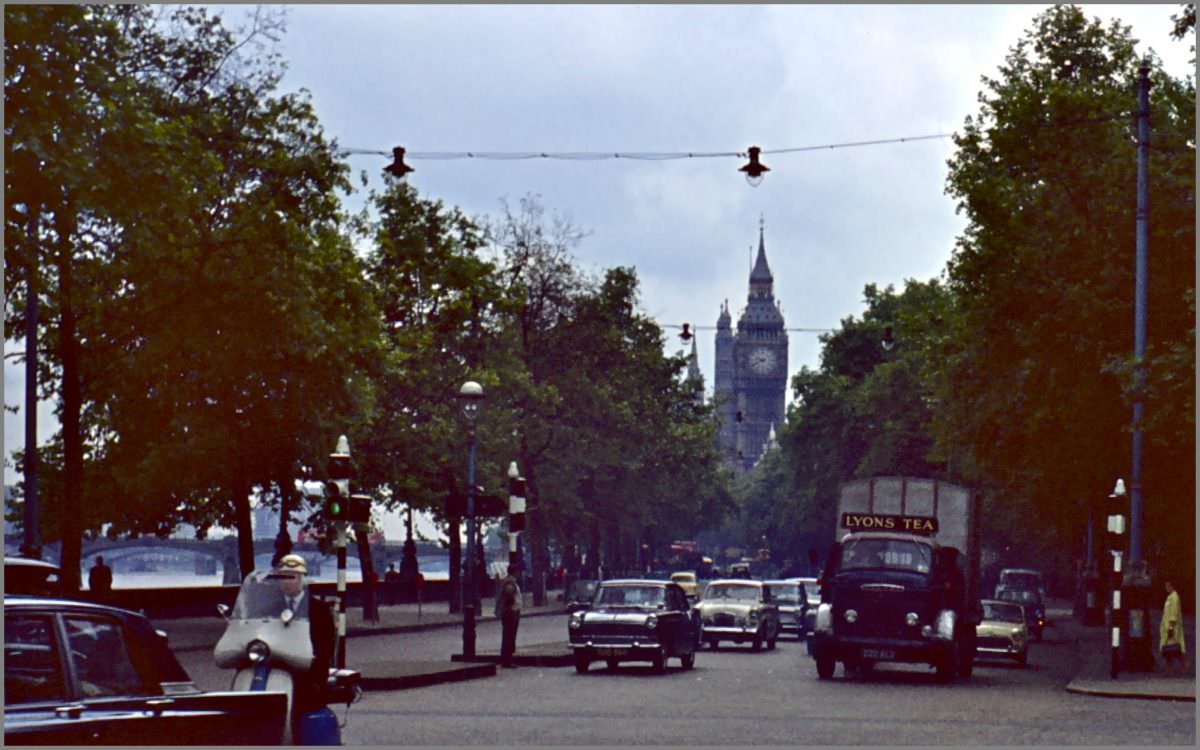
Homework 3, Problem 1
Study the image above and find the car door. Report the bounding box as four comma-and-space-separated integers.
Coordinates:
61, 613, 285, 746
5, 611, 98, 745
663, 586, 691, 655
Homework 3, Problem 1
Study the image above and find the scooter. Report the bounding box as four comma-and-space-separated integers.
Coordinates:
215, 569, 362, 745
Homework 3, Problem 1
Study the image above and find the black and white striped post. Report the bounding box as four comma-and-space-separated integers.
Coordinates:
1107, 478, 1127, 679
327, 435, 353, 670
507, 462, 527, 572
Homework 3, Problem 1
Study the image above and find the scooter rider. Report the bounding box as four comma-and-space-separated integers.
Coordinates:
273, 554, 336, 738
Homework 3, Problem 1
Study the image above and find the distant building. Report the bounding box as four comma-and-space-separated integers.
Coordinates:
714, 220, 788, 473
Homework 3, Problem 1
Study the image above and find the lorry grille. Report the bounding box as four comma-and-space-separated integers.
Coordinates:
838, 588, 933, 638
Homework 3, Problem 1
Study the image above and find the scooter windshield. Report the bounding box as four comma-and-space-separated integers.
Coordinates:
231, 569, 312, 620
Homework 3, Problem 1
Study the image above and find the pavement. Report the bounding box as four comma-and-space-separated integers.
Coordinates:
156, 594, 1194, 702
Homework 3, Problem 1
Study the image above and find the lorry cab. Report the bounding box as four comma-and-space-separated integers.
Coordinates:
812, 477, 979, 683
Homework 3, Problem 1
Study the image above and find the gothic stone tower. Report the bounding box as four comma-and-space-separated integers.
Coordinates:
715, 222, 788, 472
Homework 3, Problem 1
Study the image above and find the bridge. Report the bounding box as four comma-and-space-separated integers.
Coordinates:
5, 536, 442, 584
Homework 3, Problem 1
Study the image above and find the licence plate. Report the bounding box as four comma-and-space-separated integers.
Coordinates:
596, 647, 629, 657
861, 648, 895, 660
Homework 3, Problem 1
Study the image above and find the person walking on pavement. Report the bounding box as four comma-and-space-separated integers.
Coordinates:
495, 563, 522, 668
1159, 578, 1187, 675
88, 555, 113, 599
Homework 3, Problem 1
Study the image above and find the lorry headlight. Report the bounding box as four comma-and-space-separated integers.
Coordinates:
921, 625, 933, 638
905, 612, 919, 627
844, 609, 858, 623
569, 612, 584, 630
247, 639, 271, 663
815, 603, 833, 633
645, 614, 658, 630
935, 609, 956, 640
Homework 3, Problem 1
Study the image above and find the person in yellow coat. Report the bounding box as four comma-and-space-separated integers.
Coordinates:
1159, 579, 1187, 675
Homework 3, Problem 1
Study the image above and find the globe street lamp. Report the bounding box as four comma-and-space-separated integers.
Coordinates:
458, 380, 484, 658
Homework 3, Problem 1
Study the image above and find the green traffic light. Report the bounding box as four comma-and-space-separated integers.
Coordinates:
331, 502, 341, 517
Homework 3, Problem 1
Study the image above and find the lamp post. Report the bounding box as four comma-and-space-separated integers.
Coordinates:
458, 381, 484, 659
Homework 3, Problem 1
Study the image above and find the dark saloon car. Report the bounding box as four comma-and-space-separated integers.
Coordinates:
568, 579, 699, 673
4, 557, 62, 596
998, 587, 1045, 641
5, 595, 287, 745
563, 578, 600, 613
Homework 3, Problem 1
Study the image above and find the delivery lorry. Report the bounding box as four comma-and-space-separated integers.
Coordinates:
809, 476, 981, 681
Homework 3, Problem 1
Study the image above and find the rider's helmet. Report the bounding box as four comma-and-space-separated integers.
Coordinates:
275, 554, 308, 576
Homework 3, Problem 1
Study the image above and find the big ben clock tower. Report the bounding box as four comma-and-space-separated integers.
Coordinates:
714, 220, 788, 472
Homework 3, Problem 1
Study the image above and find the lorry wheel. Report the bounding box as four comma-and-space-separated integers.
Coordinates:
959, 650, 974, 678
574, 654, 590, 673
1016, 650, 1027, 667
651, 650, 666, 674
816, 652, 836, 679
935, 656, 956, 682
606, 658, 619, 670
680, 650, 695, 670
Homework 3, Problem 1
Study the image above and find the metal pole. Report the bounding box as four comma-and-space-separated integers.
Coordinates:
462, 420, 477, 659
1111, 550, 1122, 679
337, 522, 347, 668
1129, 59, 1150, 566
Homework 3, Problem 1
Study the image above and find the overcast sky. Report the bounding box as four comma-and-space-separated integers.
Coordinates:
4, 4, 1193, 541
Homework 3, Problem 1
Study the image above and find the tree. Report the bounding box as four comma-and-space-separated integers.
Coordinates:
942, 5, 1195, 585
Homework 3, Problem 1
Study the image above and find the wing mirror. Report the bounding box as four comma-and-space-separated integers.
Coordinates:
281, 608, 294, 626
216, 603, 231, 619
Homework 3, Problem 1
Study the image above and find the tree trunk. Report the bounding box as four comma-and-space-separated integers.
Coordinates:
57, 209, 84, 594
354, 523, 378, 622
233, 475, 254, 580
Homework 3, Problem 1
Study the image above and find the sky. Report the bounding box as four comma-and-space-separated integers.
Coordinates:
3, 3, 1193, 542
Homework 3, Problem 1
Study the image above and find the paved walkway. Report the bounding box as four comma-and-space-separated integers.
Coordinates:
157, 595, 1194, 701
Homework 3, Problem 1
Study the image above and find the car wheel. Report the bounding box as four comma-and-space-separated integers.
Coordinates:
680, 650, 695, 670
606, 658, 619, 671
574, 654, 590, 674
651, 650, 666, 674
958, 647, 974, 678
1016, 650, 1027, 667
708, 639, 719, 650
751, 635, 762, 651
816, 652, 836, 679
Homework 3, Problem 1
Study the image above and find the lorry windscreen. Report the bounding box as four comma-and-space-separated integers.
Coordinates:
839, 538, 932, 574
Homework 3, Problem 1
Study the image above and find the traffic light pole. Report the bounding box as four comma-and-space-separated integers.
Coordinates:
336, 521, 348, 669
327, 435, 353, 670
1111, 550, 1122, 679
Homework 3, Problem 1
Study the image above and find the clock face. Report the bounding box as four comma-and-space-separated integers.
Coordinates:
749, 347, 777, 375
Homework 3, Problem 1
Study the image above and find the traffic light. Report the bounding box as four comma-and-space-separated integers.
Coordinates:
325, 480, 347, 521
347, 494, 372, 524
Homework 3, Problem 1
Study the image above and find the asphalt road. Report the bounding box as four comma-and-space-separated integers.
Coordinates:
177, 614, 1195, 746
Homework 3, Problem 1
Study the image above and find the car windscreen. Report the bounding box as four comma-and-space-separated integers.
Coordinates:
999, 589, 1040, 605
596, 585, 665, 606
1002, 572, 1041, 590
840, 538, 932, 574
704, 584, 760, 602
767, 585, 800, 604
982, 602, 1024, 623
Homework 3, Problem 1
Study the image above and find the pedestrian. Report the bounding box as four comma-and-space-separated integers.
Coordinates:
495, 562, 522, 668
88, 555, 113, 599
384, 563, 401, 605
1159, 578, 1187, 675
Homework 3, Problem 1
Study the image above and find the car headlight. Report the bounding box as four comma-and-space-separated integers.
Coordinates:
569, 612, 584, 630
905, 612, 919, 627
1010, 627, 1023, 637
815, 603, 833, 633
844, 608, 858, 623
247, 639, 270, 663
645, 614, 658, 630
935, 609, 956, 640
747, 610, 758, 626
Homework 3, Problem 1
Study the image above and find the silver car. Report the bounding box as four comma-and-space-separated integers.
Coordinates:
765, 580, 806, 638
696, 579, 780, 651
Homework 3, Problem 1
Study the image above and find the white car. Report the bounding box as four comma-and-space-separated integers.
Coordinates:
695, 579, 780, 651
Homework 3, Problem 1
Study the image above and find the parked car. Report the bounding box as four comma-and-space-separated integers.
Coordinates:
976, 599, 1029, 666
998, 587, 1045, 641
5, 595, 288, 745
695, 579, 780, 651
765, 580, 807, 638
4, 557, 62, 596
563, 579, 599, 613
669, 572, 700, 600
993, 567, 1046, 600
568, 580, 698, 673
